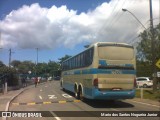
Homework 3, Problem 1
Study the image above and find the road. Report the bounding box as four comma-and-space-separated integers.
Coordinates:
8, 80, 160, 120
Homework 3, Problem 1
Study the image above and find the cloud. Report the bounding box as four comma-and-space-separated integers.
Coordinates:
0, 0, 159, 49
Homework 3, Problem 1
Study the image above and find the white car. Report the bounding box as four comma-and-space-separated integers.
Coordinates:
136, 77, 153, 88
48, 77, 52, 81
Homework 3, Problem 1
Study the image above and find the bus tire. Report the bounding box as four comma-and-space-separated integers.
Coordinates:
60, 81, 65, 91
75, 91, 79, 99
79, 87, 84, 101
74, 85, 80, 99
60, 81, 62, 87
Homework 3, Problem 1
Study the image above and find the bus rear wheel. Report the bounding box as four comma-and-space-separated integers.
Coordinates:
75, 90, 80, 99
79, 88, 84, 101
74, 85, 80, 99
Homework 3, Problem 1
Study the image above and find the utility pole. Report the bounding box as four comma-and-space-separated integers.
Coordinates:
149, 0, 157, 91
36, 48, 39, 65
9, 48, 14, 68
0, 32, 1, 48
35, 48, 39, 76
0, 32, 2, 49
9, 49, 12, 68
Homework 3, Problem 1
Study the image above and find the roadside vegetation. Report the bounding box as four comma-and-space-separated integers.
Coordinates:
136, 89, 160, 101
0, 55, 71, 87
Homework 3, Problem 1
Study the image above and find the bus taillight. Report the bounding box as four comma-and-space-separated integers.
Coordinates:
93, 78, 98, 86
134, 78, 137, 88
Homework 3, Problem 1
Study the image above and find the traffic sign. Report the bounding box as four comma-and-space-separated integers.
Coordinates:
156, 59, 160, 68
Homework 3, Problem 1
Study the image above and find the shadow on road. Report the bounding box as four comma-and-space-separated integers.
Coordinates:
61, 89, 134, 108
84, 99, 134, 108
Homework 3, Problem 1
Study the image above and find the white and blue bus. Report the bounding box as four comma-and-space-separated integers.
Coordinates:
61, 42, 136, 100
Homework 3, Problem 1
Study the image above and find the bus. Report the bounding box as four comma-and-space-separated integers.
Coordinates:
60, 42, 136, 100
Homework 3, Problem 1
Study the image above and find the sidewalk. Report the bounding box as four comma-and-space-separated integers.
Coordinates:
0, 88, 24, 111
0, 82, 45, 112
131, 97, 160, 106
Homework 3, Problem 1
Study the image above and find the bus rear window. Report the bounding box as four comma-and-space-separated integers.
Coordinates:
98, 46, 134, 60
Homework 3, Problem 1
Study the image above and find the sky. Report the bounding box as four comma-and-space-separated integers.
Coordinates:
0, 0, 159, 65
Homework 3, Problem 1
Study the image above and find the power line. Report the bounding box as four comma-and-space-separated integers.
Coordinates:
109, 0, 120, 16
107, 0, 127, 29
0, 32, 2, 49
96, 0, 127, 38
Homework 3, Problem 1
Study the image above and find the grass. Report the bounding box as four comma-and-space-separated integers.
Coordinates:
136, 89, 160, 101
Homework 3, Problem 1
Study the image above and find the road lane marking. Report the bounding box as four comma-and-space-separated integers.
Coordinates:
48, 95, 57, 99
12, 103, 19, 105
50, 111, 61, 120
73, 100, 81, 102
130, 100, 160, 108
27, 102, 36, 105
62, 94, 73, 98
12, 100, 81, 105
39, 95, 42, 100
40, 89, 43, 92
43, 101, 52, 104
59, 101, 66, 104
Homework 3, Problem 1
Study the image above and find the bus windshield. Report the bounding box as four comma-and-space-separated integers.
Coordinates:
98, 45, 134, 60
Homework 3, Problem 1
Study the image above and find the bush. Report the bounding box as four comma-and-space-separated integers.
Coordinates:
0, 66, 19, 86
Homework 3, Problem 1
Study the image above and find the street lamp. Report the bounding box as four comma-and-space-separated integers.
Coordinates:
122, 8, 147, 30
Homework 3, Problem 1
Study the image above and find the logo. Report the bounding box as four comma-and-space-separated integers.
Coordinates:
2, 112, 11, 117
112, 70, 122, 74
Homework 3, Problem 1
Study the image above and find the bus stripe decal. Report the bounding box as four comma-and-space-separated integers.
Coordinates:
64, 68, 136, 75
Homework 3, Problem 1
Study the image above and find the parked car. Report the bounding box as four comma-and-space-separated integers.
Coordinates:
54, 76, 61, 80
136, 77, 153, 88
48, 77, 52, 81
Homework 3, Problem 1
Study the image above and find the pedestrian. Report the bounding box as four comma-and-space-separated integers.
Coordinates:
37, 77, 40, 84
24, 77, 27, 87
21, 76, 25, 87
34, 77, 38, 87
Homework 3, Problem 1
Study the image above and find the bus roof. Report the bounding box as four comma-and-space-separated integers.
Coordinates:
89, 42, 133, 48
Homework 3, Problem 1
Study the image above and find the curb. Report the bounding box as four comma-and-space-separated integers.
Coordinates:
2, 85, 35, 120
1, 82, 49, 120
2, 89, 24, 120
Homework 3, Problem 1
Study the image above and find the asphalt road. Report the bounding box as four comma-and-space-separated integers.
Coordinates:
8, 80, 160, 120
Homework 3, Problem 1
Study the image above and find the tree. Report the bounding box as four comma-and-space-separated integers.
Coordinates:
47, 60, 61, 76
35, 63, 48, 76
137, 23, 160, 91
137, 24, 160, 63
136, 60, 151, 77
11, 60, 21, 68
137, 24, 160, 76
17, 61, 35, 74
0, 61, 5, 67
58, 55, 72, 64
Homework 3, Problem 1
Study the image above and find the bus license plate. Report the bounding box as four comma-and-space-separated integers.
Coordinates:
112, 88, 121, 91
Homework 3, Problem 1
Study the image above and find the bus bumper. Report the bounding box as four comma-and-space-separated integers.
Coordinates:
92, 88, 135, 100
